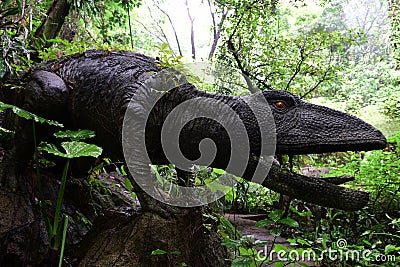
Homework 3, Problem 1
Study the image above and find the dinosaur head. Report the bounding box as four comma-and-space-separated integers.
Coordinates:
262, 90, 387, 155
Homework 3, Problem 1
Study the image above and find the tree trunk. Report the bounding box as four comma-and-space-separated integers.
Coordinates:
75, 206, 228, 266
208, 0, 228, 60
185, 0, 196, 59
34, 0, 71, 47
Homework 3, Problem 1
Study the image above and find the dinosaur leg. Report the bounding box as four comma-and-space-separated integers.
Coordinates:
0, 71, 68, 189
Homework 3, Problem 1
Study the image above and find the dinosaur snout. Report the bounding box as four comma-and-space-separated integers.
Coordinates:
274, 102, 387, 155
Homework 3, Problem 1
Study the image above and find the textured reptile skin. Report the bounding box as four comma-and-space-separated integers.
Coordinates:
1, 50, 387, 210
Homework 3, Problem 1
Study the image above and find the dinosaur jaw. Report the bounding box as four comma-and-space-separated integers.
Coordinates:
271, 130, 386, 211
276, 138, 387, 155
269, 132, 386, 211
262, 162, 370, 211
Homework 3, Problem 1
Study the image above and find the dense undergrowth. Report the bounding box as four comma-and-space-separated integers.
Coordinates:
221, 131, 400, 266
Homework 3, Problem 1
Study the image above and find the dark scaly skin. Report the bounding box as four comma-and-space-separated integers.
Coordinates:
264, 162, 369, 211
0, 50, 387, 211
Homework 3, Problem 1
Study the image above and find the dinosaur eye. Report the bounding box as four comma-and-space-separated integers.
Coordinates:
274, 101, 286, 109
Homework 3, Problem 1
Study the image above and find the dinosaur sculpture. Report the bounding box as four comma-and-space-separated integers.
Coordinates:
0, 50, 388, 266
0, 50, 386, 212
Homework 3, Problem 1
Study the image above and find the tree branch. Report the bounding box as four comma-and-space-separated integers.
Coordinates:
284, 41, 307, 91
153, 1, 183, 56
208, 0, 228, 59
226, 39, 258, 93
185, 0, 196, 59
133, 18, 168, 44
147, 5, 174, 55
301, 48, 334, 99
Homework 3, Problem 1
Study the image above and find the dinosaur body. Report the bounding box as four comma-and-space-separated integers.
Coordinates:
1, 50, 387, 211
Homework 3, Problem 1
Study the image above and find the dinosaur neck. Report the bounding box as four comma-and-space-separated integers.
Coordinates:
144, 84, 267, 174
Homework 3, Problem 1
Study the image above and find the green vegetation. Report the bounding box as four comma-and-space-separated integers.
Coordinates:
38, 130, 102, 264
0, 101, 103, 265
221, 130, 400, 266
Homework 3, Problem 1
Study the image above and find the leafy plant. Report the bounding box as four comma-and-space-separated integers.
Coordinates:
0, 0, 40, 79
38, 129, 102, 265
0, 102, 64, 127
286, 131, 400, 266
123, 175, 137, 199
332, 61, 400, 114
222, 210, 305, 267
224, 178, 279, 214
213, 0, 361, 98
0, 102, 78, 265
155, 43, 183, 68
383, 90, 400, 118
218, 213, 241, 240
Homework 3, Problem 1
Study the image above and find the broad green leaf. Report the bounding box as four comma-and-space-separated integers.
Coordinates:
0, 102, 63, 127
61, 141, 102, 158
151, 249, 167, 255
39, 141, 102, 159
224, 189, 234, 202
54, 129, 95, 141
296, 238, 311, 246
321, 235, 328, 250
120, 165, 127, 175
161, 43, 169, 50
238, 247, 258, 257
278, 218, 299, 228
255, 219, 273, 228
289, 206, 312, 217
195, 177, 202, 184
385, 244, 400, 254
205, 180, 231, 193
38, 142, 67, 157
268, 210, 284, 222
362, 239, 372, 246
103, 158, 112, 165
